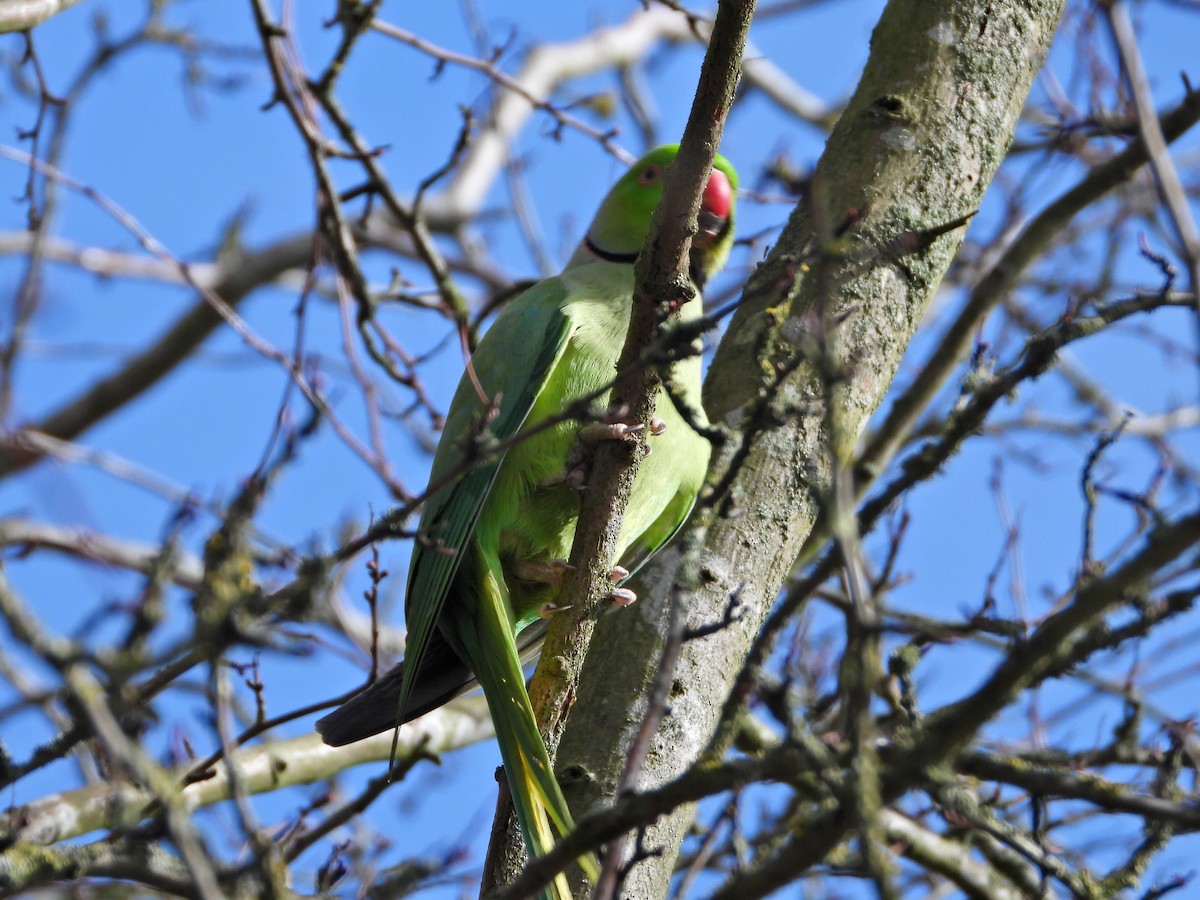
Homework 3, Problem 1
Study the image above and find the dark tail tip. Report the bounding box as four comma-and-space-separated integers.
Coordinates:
316, 666, 407, 747
314, 709, 359, 747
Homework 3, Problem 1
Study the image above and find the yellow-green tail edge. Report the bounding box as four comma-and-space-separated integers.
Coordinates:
456, 565, 600, 900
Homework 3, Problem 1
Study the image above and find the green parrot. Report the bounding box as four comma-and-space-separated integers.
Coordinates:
317, 145, 737, 897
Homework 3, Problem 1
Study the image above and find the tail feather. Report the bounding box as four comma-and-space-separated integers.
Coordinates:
489, 693, 574, 900
316, 629, 476, 746
319, 555, 599, 899
317, 621, 552, 747
455, 567, 601, 898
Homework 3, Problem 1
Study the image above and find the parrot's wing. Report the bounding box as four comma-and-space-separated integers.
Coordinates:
394, 279, 573, 726
316, 617, 551, 747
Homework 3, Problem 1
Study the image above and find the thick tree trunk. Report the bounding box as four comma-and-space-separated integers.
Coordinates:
556, 1, 1067, 896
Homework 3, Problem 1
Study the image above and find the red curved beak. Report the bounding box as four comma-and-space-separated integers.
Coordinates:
695, 169, 732, 248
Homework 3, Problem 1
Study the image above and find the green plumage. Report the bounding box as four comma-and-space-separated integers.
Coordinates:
318, 146, 738, 899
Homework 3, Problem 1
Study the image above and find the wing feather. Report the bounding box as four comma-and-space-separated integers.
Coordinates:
392, 279, 573, 726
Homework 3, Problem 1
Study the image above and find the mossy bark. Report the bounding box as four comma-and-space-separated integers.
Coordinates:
555, 1, 1067, 897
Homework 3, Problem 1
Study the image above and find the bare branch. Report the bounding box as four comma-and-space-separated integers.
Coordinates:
0, 0, 87, 33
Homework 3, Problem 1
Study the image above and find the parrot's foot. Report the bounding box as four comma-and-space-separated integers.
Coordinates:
609, 565, 630, 582
546, 417, 666, 491
608, 587, 637, 607
540, 462, 589, 491
538, 601, 574, 618
579, 416, 665, 443
514, 558, 573, 586
579, 421, 644, 443
578, 415, 667, 444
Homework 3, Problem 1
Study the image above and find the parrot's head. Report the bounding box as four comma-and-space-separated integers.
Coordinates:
576, 144, 737, 288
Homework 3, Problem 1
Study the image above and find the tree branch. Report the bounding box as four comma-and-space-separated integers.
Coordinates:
0, 0, 86, 33
2, 697, 491, 846
483, 0, 756, 892
556, 1, 1068, 896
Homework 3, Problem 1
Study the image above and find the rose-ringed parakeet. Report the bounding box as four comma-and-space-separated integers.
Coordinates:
317, 145, 737, 897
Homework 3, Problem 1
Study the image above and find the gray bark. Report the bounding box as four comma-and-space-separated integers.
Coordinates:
555, 0, 1067, 896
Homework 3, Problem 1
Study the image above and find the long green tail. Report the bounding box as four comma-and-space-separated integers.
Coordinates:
451, 564, 600, 900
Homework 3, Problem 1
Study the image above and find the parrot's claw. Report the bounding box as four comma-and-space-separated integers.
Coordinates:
609, 565, 630, 582
648, 417, 667, 436
608, 587, 637, 607
538, 601, 574, 619
540, 462, 588, 491
566, 464, 588, 489
580, 421, 644, 443
515, 558, 574, 586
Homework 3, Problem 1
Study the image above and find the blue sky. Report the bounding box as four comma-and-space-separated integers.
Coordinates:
2, 0, 1199, 896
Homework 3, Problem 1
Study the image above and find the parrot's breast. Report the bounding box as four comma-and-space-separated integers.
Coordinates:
479, 261, 711, 626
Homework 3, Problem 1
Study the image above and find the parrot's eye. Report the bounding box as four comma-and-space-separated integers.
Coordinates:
637, 163, 662, 185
